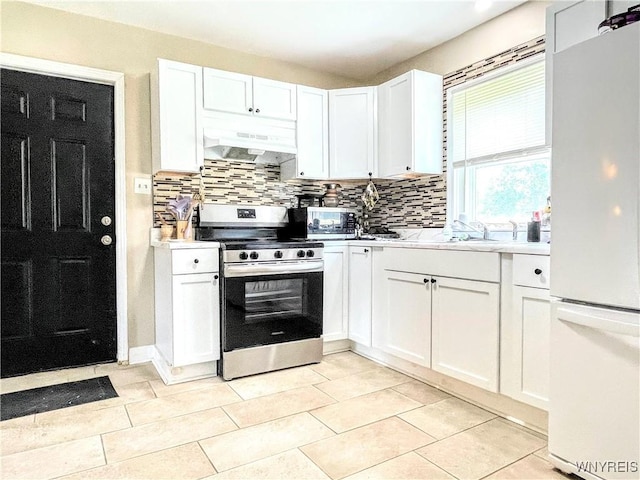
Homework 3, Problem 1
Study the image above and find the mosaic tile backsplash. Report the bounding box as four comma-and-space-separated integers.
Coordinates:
153, 36, 544, 229
153, 159, 368, 225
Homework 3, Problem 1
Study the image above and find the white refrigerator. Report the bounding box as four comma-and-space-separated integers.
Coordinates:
549, 22, 640, 480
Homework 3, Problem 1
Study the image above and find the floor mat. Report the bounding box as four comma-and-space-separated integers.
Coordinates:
0, 376, 118, 421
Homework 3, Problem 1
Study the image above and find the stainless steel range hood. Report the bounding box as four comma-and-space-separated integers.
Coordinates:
203, 111, 296, 164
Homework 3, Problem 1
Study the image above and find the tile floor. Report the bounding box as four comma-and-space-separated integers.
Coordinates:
0, 352, 572, 480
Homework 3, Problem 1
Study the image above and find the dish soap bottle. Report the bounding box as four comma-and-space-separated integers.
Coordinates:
442, 223, 454, 242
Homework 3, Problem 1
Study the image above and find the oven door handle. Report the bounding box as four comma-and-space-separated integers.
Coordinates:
224, 260, 324, 278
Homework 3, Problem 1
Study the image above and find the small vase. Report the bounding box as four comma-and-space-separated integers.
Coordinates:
323, 183, 341, 207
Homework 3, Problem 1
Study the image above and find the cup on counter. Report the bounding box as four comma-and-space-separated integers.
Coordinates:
527, 221, 541, 242
176, 220, 189, 240
160, 225, 174, 241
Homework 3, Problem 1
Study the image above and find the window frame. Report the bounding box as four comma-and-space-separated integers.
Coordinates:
445, 53, 549, 225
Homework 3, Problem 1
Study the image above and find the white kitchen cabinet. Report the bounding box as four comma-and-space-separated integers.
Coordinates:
431, 276, 500, 392
501, 254, 551, 410
203, 67, 297, 120
323, 245, 349, 342
151, 59, 204, 174
509, 286, 551, 409
545, 0, 608, 144
329, 87, 377, 179
154, 247, 220, 383
281, 85, 329, 180
348, 245, 373, 346
373, 270, 431, 367
378, 70, 443, 178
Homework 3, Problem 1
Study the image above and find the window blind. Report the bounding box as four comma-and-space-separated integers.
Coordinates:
449, 59, 546, 164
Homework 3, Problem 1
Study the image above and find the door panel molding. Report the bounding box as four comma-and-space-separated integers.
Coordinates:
0, 53, 128, 362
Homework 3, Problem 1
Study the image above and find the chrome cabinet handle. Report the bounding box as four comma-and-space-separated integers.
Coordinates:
101, 216, 112, 226
100, 235, 113, 246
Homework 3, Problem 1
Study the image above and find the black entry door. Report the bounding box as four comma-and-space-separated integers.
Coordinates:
1, 68, 117, 378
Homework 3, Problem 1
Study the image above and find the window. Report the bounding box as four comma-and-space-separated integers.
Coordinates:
447, 57, 550, 224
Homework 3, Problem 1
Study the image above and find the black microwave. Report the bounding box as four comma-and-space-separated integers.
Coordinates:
288, 207, 357, 240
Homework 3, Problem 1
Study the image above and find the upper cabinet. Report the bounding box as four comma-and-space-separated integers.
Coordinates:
151, 59, 204, 174
329, 87, 377, 179
378, 70, 443, 178
203, 67, 297, 120
281, 85, 329, 180
545, 0, 608, 145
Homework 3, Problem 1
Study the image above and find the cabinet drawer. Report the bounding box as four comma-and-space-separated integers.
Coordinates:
513, 254, 550, 289
172, 249, 219, 275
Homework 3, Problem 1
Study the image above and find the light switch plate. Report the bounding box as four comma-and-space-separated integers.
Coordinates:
134, 176, 152, 195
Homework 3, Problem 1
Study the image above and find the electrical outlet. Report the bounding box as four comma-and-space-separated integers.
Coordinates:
134, 176, 152, 195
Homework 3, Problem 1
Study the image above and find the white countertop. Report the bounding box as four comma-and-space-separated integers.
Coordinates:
151, 239, 220, 249
323, 239, 550, 255
150, 238, 549, 255
149, 228, 549, 255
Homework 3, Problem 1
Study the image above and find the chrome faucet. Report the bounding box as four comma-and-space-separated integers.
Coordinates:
453, 219, 491, 240
508, 220, 518, 241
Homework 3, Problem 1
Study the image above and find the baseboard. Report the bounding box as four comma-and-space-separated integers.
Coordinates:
323, 339, 351, 355
151, 347, 218, 385
128, 345, 155, 365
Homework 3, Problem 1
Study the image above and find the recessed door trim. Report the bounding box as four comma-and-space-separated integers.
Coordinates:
0, 52, 128, 363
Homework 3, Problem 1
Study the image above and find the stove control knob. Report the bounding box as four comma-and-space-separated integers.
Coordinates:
297, 249, 306, 258
249, 251, 259, 260
274, 250, 283, 259
306, 250, 315, 258
239, 251, 249, 260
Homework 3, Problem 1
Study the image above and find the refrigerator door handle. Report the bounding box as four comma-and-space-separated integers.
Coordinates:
556, 306, 640, 337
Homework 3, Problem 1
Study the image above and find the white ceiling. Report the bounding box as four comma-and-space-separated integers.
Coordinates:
24, 0, 528, 80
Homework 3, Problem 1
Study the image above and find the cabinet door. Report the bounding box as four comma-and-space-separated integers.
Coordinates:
172, 273, 220, 367
348, 246, 372, 346
296, 85, 329, 179
545, 0, 607, 144
202, 67, 253, 115
252, 77, 297, 120
323, 247, 349, 341
431, 276, 500, 391
329, 87, 377, 179
374, 270, 431, 367
152, 59, 204, 174
378, 70, 442, 178
505, 286, 550, 410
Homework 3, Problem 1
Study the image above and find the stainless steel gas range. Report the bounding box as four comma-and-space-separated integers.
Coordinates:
197, 204, 323, 380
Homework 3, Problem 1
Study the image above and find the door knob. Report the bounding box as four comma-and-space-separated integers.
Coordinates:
101, 215, 112, 226
100, 235, 113, 246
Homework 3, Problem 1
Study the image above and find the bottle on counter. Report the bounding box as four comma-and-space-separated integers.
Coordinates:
442, 223, 454, 242
527, 211, 541, 242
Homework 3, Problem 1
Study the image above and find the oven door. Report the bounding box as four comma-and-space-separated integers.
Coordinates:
222, 261, 323, 352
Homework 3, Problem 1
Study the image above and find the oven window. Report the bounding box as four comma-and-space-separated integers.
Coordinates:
223, 272, 323, 351
245, 279, 303, 323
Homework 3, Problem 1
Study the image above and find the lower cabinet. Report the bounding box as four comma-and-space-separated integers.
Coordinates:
169, 273, 221, 366
348, 246, 373, 346
431, 276, 500, 392
373, 270, 431, 367
323, 246, 349, 341
501, 254, 551, 410
154, 247, 221, 382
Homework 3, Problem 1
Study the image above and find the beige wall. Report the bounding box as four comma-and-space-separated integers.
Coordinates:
0, 0, 549, 351
371, 1, 549, 83
0, 1, 357, 350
